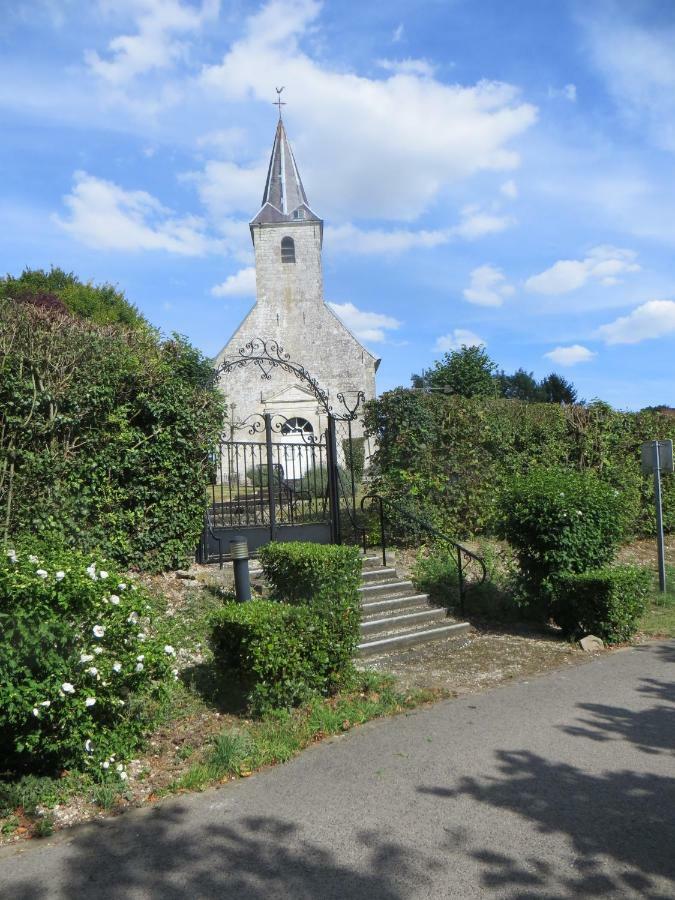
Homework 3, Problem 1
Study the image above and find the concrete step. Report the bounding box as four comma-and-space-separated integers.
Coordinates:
357, 621, 471, 657
359, 607, 446, 635
360, 593, 432, 615
360, 567, 398, 584
358, 580, 414, 600
360, 552, 395, 570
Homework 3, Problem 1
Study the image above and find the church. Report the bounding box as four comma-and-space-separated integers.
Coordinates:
213, 112, 379, 444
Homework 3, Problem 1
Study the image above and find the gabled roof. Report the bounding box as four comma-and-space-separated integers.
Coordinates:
250, 118, 322, 230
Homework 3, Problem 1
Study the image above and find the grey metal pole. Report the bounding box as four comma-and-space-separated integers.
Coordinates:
230, 536, 251, 602
264, 413, 277, 543
653, 441, 667, 593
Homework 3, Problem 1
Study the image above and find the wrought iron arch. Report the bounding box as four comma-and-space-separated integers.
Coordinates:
213, 337, 364, 421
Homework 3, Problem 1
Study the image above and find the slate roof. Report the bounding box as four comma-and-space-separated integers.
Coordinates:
250, 119, 322, 230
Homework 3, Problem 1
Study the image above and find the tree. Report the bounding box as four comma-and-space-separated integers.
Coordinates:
413, 345, 497, 398
0, 267, 146, 329
539, 372, 578, 404
497, 368, 543, 402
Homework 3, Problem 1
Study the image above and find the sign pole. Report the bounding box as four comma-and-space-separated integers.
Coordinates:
653, 441, 667, 593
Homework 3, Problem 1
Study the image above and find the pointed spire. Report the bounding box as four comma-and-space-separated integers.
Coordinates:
261, 118, 308, 215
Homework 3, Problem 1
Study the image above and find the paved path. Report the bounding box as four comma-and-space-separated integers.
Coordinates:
1, 642, 673, 899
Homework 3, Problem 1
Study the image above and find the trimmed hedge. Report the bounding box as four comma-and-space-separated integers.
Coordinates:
498, 467, 629, 613
258, 542, 362, 606
211, 543, 362, 714
552, 566, 652, 643
210, 600, 358, 714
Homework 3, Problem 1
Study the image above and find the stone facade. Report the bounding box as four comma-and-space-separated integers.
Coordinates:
213, 119, 379, 449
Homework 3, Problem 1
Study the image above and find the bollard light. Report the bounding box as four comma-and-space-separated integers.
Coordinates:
230, 536, 251, 603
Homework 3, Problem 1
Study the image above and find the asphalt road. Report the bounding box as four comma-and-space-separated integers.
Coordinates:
1, 641, 673, 899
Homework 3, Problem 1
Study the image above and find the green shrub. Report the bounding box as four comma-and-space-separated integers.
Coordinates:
258, 542, 361, 606
210, 599, 359, 714
498, 468, 629, 614
0, 297, 224, 570
0, 545, 175, 774
551, 566, 652, 643
412, 546, 460, 603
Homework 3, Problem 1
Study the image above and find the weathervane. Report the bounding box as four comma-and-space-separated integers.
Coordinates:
274, 86, 286, 119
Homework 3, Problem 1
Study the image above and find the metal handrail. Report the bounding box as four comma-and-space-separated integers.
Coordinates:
359, 493, 487, 616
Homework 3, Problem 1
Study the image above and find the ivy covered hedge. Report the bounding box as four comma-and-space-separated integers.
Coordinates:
0, 297, 224, 571
363, 389, 675, 540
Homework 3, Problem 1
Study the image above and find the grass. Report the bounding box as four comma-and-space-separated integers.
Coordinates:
640, 566, 675, 638
169, 673, 437, 795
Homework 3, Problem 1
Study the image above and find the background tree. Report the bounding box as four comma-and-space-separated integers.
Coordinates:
539, 372, 578, 404
0, 267, 146, 329
497, 368, 542, 401
412, 345, 497, 397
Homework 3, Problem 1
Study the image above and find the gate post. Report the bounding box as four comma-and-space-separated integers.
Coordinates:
264, 413, 277, 543
327, 415, 342, 545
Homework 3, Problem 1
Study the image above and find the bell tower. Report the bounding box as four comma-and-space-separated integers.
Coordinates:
249, 115, 324, 312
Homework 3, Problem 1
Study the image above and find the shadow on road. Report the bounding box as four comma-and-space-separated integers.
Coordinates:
419, 643, 675, 898
8, 810, 439, 899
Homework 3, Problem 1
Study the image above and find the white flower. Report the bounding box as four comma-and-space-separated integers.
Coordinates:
119, 771, 128, 781
127, 612, 139, 625
112, 661, 122, 673
135, 662, 144, 672
99, 570, 108, 580
86, 563, 97, 579
93, 647, 103, 655
118, 583, 127, 591
32, 707, 39, 717
80, 653, 94, 664
85, 739, 93, 753
36, 569, 48, 579
101, 760, 110, 769
109, 595, 120, 605
164, 645, 176, 656
29, 555, 39, 563
116, 763, 124, 772
55, 571, 65, 581
86, 667, 98, 677
136, 654, 145, 662
61, 682, 75, 694
40, 700, 51, 707
137, 632, 146, 642
92, 625, 105, 638
85, 697, 96, 707
7, 549, 18, 562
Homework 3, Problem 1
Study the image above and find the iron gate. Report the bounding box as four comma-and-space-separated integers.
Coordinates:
197, 338, 366, 563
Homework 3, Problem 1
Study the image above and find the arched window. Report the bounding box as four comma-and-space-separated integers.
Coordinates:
281, 236, 295, 263
281, 417, 313, 437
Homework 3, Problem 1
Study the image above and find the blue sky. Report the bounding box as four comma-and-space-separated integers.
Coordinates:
2, 0, 675, 409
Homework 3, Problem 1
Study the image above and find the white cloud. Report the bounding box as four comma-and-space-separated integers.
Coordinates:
434, 329, 486, 352
544, 344, 596, 366
184, 159, 266, 219
211, 267, 256, 297
199, 0, 537, 221
378, 58, 435, 78
392, 23, 404, 43
453, 205, 514, 240
85, 0, 219, 85
463, 265, 514, 307
500, 179, 518, 198
327, 223, 451, 255
55, 171, 215, 255
597, 300, 675, 345
525, 245, 640, 295
196, 127, 247, 155
328, 302, 401, 343
580, 9, 675, 152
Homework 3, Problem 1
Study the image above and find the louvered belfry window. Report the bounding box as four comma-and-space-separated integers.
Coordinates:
281, 236, 296, 263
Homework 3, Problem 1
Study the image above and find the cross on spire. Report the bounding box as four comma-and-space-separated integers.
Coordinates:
274, 86, 286, 119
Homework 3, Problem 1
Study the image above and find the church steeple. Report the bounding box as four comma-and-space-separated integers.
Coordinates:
250, 114, 322, 235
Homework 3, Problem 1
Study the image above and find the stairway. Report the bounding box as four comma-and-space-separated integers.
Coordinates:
357, 552, 471, 657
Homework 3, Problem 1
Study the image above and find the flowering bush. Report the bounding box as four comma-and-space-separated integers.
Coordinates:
0, 546, 176, 774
